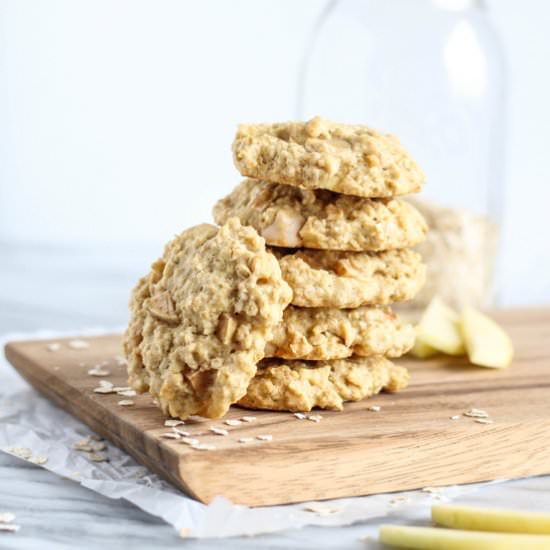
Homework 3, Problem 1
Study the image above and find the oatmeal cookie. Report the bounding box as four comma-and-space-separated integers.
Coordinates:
232, 116, 424, 198
266, 306, 414, 360
275, 248, 426, 308
239, 356, 409, 412
213, 179, 427, 251
124, 218, 292, 419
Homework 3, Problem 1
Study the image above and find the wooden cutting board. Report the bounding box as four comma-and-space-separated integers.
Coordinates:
5, 307, 550, 507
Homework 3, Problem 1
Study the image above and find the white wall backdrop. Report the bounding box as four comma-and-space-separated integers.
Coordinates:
0, 0, 549, 305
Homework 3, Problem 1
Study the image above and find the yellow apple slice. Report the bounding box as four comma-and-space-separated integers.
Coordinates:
379, 524, 550, 549
432, 504, 550, 534
460, 307, 514, 368
410, 329, 439, 359
416, 297, 465, 356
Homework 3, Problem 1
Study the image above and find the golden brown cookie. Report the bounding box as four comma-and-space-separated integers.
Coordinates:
124, 218, 292, 419
266, 306, 415, 360
238, 356, 409, 412
275, 248, 426, 308
232, 116, 424, 198
213, 179, 427, 251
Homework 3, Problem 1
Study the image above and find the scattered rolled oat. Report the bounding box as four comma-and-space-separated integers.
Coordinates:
209, 427, 229, 436
99, 379, 114, 388
0, 524, 20, 533
68, 339, 89, 350
112, 386, 131, 392
29, 455, 48, 465
241, 416, 257, 423
160, 432, 181, 440
450, 415, 461, 420
46, 342, 61, 352
88, 453, 109, 462
191, 443, 216, 451
117, 389, 137, 397
117, 399, 134, 407
294, 412, 307, 420
307, 414, 323, 422
0, 513, 16, 524
475, 418, 494, 425
72, 440, 94, 452
181, 437, 200, 446
8, 447, 32, 460
303, 505, 341, 516
93, 386, 115, 394
390, 496, 411, 505
172, 427, 190, 437
367, 405, 381, 412
238, 437, 254, 443
224, 419, 242, 427
256, 434, 272, 441
164, 419, 185, 427
464, 408, 489, 419
90, 441, 106, 452
88, 367, 110, 377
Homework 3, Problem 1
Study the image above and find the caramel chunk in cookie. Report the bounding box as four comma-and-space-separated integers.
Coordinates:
124, 218, 292, 419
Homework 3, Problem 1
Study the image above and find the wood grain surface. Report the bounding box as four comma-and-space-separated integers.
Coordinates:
4, 308, 550, 506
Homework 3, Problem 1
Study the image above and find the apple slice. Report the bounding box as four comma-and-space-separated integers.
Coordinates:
416, 297, 465, 356
460, 307, 513, 368
433, 504, 550, 534
379, 524, 550, 549
410, 328, 439, 359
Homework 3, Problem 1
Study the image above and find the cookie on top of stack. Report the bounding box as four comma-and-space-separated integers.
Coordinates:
124, 116, 427, 420
215, 116, 427, 413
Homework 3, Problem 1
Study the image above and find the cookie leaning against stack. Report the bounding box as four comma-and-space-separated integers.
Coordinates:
215, 116, 428, 412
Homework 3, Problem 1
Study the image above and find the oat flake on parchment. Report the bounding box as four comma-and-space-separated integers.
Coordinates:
0, 524, 20, 533
0, 513, 16, 524
88, 453, 109, 462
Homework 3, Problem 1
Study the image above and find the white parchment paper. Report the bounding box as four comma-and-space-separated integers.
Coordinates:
0, 330, 500, 539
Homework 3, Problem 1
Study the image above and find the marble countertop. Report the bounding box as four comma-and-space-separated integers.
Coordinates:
1, 243, 549, 549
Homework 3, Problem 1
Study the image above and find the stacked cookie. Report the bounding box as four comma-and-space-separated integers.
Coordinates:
214, 117, 428, 412
125, 116, 427, 420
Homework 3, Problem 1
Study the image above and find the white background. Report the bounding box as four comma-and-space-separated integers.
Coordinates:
1, 0, 549, 306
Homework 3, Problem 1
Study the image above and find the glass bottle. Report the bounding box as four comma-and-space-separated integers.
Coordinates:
298, 0, 506, 310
